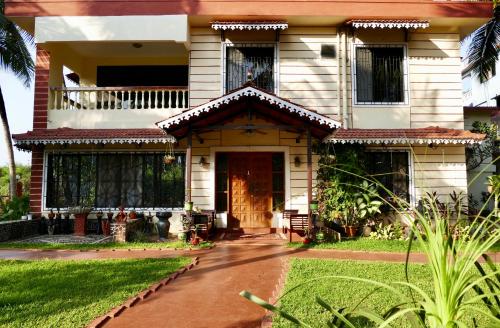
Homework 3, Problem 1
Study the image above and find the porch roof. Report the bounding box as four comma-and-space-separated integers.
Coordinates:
156, 84, 341, 139
346, 19, 429, 29
12, 128, 175, 150
326, 127, 485, 145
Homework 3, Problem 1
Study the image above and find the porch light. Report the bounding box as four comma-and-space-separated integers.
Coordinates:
198, 156, 208, 167
294, 156, 301, 167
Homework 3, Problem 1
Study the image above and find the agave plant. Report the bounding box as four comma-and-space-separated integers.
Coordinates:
241, 177, 500, 327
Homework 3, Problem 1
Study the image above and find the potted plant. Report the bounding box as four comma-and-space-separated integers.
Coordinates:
102, 209, 113, 236
354, 181, 383, 237
163, 154, 175, 164
70, 206, 92, 236
47, 209, 55, 235
62, 211, 71, 234
128, 209, 137, 221
302, 227, 313, 244
95, 210, 104, 234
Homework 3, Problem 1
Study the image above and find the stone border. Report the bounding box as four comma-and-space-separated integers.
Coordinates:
261, 257, 290, 328
87, 256, 200, 328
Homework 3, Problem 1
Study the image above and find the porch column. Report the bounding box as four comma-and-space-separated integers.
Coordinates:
307, 127, 313, 230
185, 128, 192, 203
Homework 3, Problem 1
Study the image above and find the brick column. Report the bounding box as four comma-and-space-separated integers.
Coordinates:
33, 46, 50, 130
29, 147, 44, 216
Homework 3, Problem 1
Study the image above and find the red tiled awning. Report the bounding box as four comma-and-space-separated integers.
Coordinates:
12, 128, 175, 150
326, 127, 485, 145
347, 19, 429, 29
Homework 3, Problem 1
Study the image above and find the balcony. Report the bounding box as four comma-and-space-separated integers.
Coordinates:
47, 86, 189, 129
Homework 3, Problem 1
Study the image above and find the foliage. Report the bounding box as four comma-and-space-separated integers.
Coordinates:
0, 257, 189, 327
368, 222, 405, 241
0, 165, 30, 197
466, 122, 498, 171
354, 181, 382, 222
466, 3, 500, 83
243, 176, 500, 327
0, 195, 29, 221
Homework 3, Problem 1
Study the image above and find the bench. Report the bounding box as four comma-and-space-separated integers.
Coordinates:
289, 214, 310, 242
183, 211, 216, 241
282, 209, 299, 234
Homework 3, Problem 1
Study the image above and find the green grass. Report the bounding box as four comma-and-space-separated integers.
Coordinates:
0, 257, 190, 328
0, 240, 213, 251
288, 238, 500, 253
273, 258, 490, 327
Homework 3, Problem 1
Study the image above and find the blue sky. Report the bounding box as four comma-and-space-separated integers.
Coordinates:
0, 45, 35, 166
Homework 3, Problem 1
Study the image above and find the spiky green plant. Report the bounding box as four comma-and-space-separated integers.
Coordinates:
241, 166, 500, 327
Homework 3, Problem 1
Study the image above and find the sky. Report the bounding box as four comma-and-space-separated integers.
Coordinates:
0, 45, 35, 166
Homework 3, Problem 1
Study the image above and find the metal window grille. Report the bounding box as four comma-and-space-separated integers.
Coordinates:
366, 151, 410, 202
45, 152, 185, 209
354, 45, 408, 105
224, 44, 276, 93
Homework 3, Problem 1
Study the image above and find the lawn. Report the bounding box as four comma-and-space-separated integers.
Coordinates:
0, 257, 190, 328
288, 238, 500, 253
273, 258, 491, 327
0, 240, 213, 251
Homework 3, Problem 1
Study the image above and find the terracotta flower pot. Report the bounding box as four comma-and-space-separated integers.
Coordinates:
74, 213, 88, 236
303, 237, 312, 244
345, 226, 358, 238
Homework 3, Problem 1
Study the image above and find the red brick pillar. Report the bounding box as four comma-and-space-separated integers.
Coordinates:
33, 46, 50, 130
29, 147, 44, 216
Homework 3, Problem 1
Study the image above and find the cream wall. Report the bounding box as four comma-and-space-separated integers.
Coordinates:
35, 15, 189, 43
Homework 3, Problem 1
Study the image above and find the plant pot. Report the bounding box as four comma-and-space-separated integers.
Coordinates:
163, 155, 175, 164
155, 212, 172, 239
47, 219, 55, 235
102, 219, 111, 236
316, 231, 325, 242
129, 211, 137, 220
345, 226, 358, 238
74, 213, 88, 236
309, 200, 319, 211
362, 225, 373, 237
303, 237, 312, 244
184, 201, 194, 211
191, 236, 200, 246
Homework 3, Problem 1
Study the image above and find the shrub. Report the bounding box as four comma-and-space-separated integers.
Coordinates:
0, 196, 29, 221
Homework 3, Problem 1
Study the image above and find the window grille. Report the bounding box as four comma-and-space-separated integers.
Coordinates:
45, 153, 185, 209
366, 151, 410, 202
354, 45, 408, 105
224, 44, 276, 93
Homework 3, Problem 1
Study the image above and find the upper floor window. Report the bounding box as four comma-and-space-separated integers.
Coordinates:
354, 44, 409, 105
224, 43, 277, 93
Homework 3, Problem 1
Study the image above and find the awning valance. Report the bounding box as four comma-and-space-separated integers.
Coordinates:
211, 21, 288, 31
12, 128, 175, 151
347, 19, 429, 29
326, 127, 485, 145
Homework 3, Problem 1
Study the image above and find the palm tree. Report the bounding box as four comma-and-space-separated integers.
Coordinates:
0, 0, 34, 199
467, 1, 500, 82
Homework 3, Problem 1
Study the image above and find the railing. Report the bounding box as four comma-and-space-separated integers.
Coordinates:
50, 87, 189, 110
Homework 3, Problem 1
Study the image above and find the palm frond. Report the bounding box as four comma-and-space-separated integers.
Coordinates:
467, 5, 500, 83
0, 0, 34, 87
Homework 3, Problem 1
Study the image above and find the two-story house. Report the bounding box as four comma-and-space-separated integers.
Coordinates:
6, 0, 491, 233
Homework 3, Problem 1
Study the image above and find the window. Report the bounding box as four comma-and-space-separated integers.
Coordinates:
224, 44, 276, 93
45, 153, 185, 209
354, 45, 408, 105
366, 151, 410, 202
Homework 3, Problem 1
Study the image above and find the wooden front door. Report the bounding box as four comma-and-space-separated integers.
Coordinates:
228, 153, 274, 229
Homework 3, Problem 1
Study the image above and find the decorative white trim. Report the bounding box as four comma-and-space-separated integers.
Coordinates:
350, 20, 429, 30
157, 86, 341, 130
15, 136, 176, 148
326, 137, 482, 145
212, 22, 288, 31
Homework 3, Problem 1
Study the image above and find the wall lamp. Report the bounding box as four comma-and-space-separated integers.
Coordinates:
294, 156, 302, 167
199, 156, 209, 167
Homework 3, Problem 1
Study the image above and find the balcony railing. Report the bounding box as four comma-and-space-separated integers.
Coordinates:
50, 87, 189, 110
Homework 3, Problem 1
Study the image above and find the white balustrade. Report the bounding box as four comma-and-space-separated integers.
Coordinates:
50, 87, 189, 110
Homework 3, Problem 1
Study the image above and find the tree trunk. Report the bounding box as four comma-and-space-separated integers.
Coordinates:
0, 86, 16, 200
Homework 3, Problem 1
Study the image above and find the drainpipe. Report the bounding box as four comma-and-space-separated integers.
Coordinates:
342, 28, 349, 128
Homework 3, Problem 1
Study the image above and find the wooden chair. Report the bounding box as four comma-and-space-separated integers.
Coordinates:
282, 209, 299, 234
289, 214, 309, 242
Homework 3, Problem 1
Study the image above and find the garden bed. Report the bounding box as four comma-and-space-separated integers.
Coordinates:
0, 240, 214, 251
288, 237, 500, 253
273, 258, 492, 327
0, 257, 190, 328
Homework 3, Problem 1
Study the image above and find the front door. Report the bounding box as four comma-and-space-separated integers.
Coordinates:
228, 153, 274, 229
